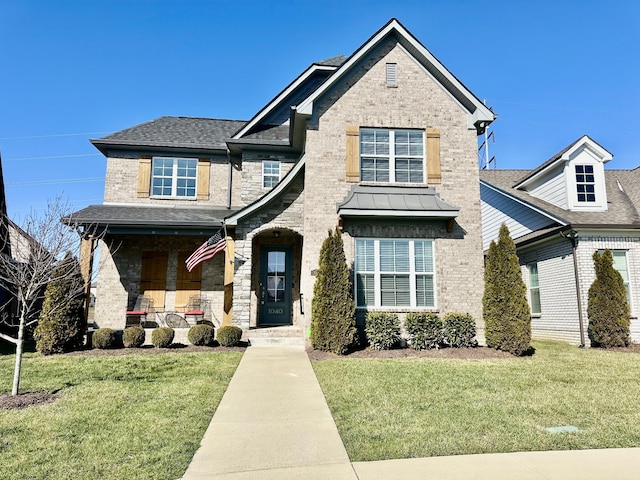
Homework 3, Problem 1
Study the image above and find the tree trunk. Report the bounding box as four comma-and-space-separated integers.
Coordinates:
11, 315, 24, 395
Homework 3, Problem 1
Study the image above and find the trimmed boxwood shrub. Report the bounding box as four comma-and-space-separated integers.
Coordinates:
365, 312, 400, 350
93, 328, 117, 349
442, 312, 477, 348
216, 325, 243, 346
405, 312, 442, 350
151, 327, 174, 348
123, 326, 145, 348
188, 324, 215, 346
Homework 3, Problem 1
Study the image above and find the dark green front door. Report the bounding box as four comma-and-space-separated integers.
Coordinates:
259, 246, 292, 325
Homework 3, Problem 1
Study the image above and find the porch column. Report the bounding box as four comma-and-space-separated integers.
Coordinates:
79, 236, 96, 324
223, 236, 235, 326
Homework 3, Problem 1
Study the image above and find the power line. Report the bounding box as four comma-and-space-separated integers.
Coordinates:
7, 177, 104, 187
0, 132, 111, 140
4, 153, 102, 162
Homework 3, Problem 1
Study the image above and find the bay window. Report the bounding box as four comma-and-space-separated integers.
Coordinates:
355, 238, 435, 308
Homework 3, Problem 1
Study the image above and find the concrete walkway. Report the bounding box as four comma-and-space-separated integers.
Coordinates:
182, 345, 640, 479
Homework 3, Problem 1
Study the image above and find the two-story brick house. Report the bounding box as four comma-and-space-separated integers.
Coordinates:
71, 19, 495, 344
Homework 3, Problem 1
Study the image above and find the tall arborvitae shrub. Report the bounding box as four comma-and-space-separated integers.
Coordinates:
34, 253, 86, 355
310, 227, 357, 354
587, 249, 630, 348
483, 224, 531, 356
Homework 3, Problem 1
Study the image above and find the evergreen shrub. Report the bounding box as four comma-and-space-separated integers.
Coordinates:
151, 327, 174, 348
405, 312, 442, 350
588, 249, 630, 348
188, 324, 215, 346
93, 328, 117, 349
34, 253, 86, 355
216, 325, 242, 346
365, 312, 401, 350
442, 312, 477, 348
310, 228, 357, 354
123, 326, 145, 348
483, 224, 531, 356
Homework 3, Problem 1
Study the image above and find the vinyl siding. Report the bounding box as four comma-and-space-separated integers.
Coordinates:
526, 164, 568, 209
480, 183, 556, 251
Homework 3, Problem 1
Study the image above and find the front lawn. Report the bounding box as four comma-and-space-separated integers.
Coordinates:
0, 349, 242, 479
312, 340, 640, 461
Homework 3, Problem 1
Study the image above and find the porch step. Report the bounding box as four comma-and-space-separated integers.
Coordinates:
247, 326, 305, 347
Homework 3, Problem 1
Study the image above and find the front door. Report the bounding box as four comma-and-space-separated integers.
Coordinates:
259, 246, 292, 326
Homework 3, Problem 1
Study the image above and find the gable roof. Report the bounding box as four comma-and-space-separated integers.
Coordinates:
480, 168, 640, 230
514, 135, 613, 189
296, 18, 495, 133
91, 117, 247, 155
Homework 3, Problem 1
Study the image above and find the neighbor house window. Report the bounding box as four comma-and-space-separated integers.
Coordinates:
528, 263, 541, 315
355, 239, 434, 308
360, 129, 424, 183
152, 157, 197, 198
575, 165, 596, 202
599, 249, 632, 308
262, 160, 280, 188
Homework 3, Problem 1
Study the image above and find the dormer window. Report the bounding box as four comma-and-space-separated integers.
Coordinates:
575, 165, 596, 202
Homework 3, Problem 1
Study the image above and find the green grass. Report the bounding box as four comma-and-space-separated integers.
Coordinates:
312, 340, 640, 461
0, 349, 242, 479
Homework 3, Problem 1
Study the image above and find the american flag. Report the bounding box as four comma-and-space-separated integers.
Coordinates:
185, 228, 226, 272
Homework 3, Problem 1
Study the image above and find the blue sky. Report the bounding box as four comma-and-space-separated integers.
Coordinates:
1, 1, 638, 220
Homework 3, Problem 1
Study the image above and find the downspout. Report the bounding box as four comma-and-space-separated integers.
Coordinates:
227, 154, 233, 210
561, 230, 586, 347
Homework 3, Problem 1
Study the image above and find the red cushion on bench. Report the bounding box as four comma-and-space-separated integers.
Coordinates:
184, 310, 204, 315
126, 311, 146, 315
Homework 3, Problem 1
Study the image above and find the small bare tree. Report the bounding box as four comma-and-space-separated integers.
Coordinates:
0, 197, 100, 395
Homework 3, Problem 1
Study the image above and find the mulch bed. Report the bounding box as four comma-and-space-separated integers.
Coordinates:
0, 391, 60, 410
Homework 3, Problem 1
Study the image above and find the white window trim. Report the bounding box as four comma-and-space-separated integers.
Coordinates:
527, 262, 541, 315
262, 160, 281, 189
355, 238, 436, 309
360, 128, 426, 184
151, 157, 198, 199
565, 155, 607, 211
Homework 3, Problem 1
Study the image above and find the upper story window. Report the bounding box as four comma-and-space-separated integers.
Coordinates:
527, 263, 541, 315
575, 165, 596, 203
355, 238, 435, 308
262, 160, 280, 188
360, 129, 424, 183
152, 157, 197, 198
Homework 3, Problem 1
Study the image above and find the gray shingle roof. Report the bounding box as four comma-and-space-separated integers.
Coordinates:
68, 204, 236, 230
480, 169, 640, 227
91, 117, 247, 153
315, 55, 348, 67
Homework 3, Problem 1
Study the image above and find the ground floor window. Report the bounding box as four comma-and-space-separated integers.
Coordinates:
355, 238, 435, 308
527, 262, 541, 315
599, 249, 632, 309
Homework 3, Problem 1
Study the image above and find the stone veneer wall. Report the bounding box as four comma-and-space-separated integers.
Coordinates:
94, 234, 225, 330
232, 174, 305, 329
298, 39, 486, 336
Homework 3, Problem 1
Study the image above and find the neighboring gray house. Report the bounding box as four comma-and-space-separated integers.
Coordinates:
480, 135, 640, 345
71, 19, 495, 344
